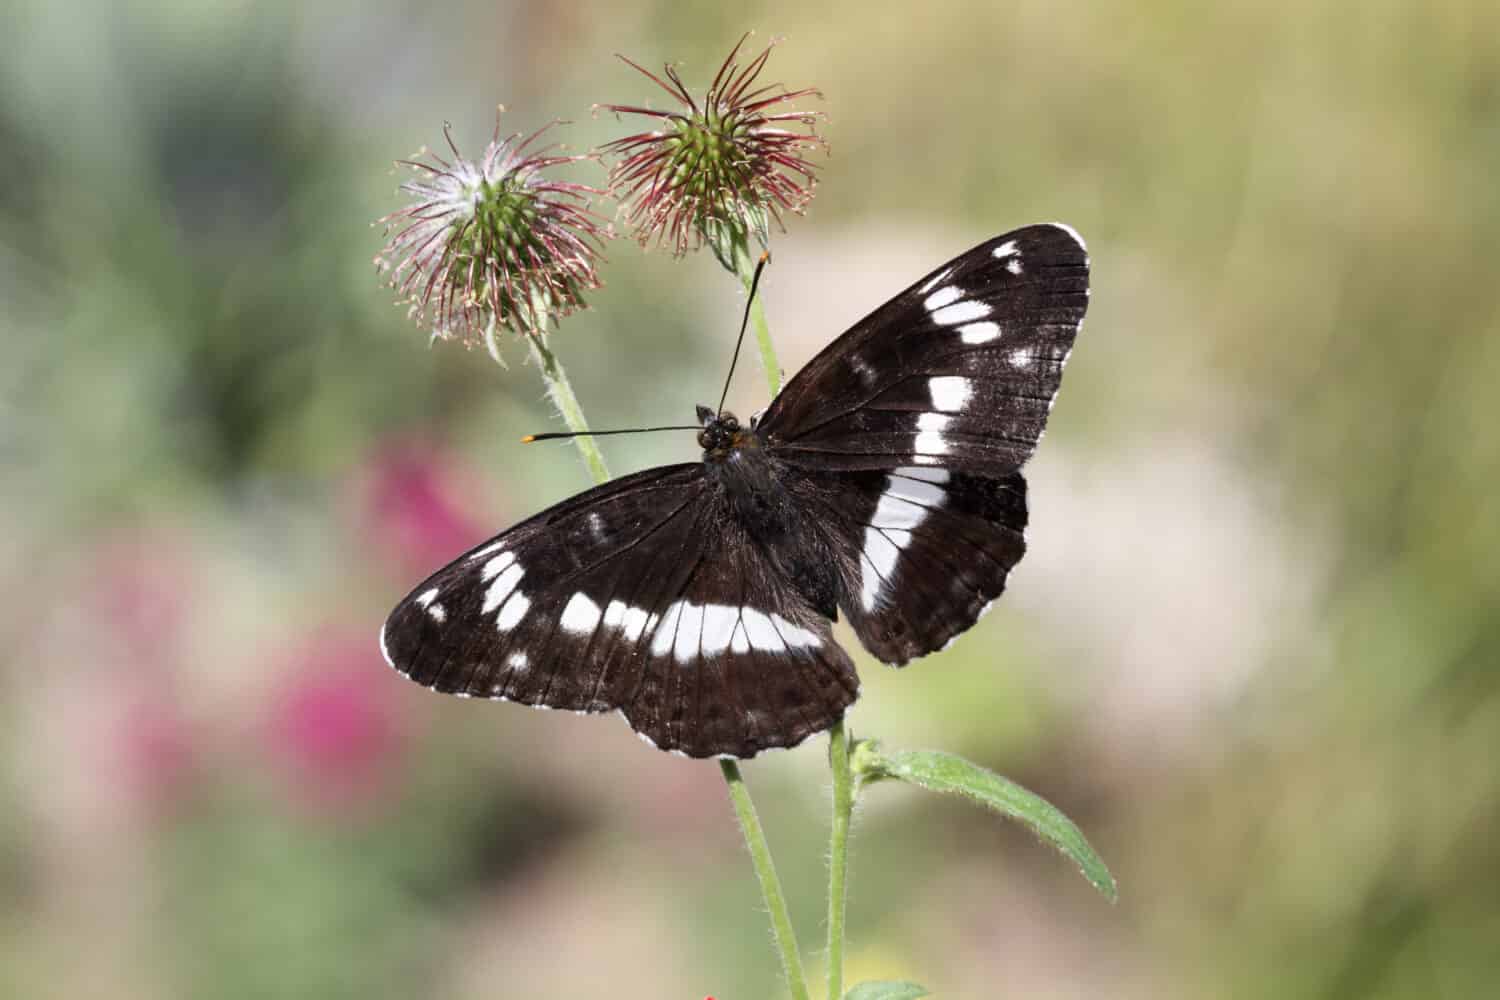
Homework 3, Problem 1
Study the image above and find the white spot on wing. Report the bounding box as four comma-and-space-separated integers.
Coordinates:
508, 651, 529, 670
888, 474, 947, 508
481, 550, 516, 582
603, 599, 652, 642
673, 602, 705, 662
770, 614, 821, 650
928, 376, 973, 411
992, 240, 1019, 259
959, 321, 1001, 345
495, 592, 530, 630
914, 430, 950, 456
560, 592, 602, 635
730, 621, 749, 654
1008, 347, 1036, 370
741, 609, 786, 653
469, 540, 507, 562
700, 604, 739, 656
918, 266, 954, 295
860, 527, 902, 611
587, 511, 605, 540
923, 285, 962, 311
930, 300, 992, 326
1006, 257, 1023, 275
896, 466, 951, 485
871, 489, 930, 532
415, 588, 446, 622
850, 354, 878, 387
482, 563, 524, 614
651, 601, 686, 656
859, 471, 939, 612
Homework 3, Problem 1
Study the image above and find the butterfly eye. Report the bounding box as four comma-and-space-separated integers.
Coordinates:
724, 416, 740, 431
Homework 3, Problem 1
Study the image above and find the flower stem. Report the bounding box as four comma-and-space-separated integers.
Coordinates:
826, 721, 854, 999
734, 243, 783, 396
720, 760, 812, 1000
526, 331, 612, 484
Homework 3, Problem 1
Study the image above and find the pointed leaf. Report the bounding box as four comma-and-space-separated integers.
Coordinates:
859, 747, 1118, 901
844, 981, 929, 1000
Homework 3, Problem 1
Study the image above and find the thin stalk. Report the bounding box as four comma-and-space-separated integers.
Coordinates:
734, 242, 782, 395
825, 721, 853, 1000
525, 331, 611, 483
721, 760, 812, 1000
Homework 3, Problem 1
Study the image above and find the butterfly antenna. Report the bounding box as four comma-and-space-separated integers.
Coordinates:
716, 251, 771, 416
520, 425, 700, 444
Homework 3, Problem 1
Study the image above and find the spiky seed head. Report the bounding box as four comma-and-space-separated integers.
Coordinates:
376, 117, 608, 348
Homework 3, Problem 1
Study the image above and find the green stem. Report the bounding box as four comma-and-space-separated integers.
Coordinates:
734, 243, 782, 396
526, 332, 611, 484
721, 760, 812, 1000
826, 721, 854, 1000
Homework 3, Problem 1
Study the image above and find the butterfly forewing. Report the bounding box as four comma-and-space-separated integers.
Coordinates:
381, 464, 705, 704
381, 464, 859, 758
759, 223, 1087, 662
760, 224, 1088, 478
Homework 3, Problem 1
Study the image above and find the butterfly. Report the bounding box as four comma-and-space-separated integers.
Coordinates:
381, 223, 1089, 758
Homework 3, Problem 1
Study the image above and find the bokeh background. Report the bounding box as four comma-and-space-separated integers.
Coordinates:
3, 2, 1498, 997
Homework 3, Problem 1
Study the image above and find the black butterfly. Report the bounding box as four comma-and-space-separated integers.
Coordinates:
381, 223, 1089, 758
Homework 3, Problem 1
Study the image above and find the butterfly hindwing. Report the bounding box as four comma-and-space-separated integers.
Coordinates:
619, 489, 859, 758
381, 464, 859, 758
759, 223, 1088, 478
789, 466, 1028, 664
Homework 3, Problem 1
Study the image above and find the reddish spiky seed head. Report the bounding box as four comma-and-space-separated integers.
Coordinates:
376, 117, 608, 346
598, 35, 826, 260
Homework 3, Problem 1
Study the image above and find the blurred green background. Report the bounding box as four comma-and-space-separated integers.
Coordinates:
3, 1, 1498, 997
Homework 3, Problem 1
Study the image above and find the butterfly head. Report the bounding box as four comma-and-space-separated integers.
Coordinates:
696, 406, 743, 454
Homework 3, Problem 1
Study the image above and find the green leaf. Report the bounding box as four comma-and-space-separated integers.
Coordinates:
855, 745, 1118, 902
843, 981, 929, 1000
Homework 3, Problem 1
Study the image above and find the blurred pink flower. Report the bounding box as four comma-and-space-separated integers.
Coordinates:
266, 629, 410, 815
113, 695, 196, 814
66, 530, 201, 819
89, 531, 193, 666
358, 437, 491, 575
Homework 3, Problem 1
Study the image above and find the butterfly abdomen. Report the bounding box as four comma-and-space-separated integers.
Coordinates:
706, 433, 841, 621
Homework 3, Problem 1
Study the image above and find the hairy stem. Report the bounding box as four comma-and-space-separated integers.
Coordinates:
526, 332, 612, 483
721, 760, 812, 1000
826, 721, 854, 999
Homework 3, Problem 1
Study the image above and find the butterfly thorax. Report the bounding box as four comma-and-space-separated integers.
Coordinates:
699, 409, 840, 619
